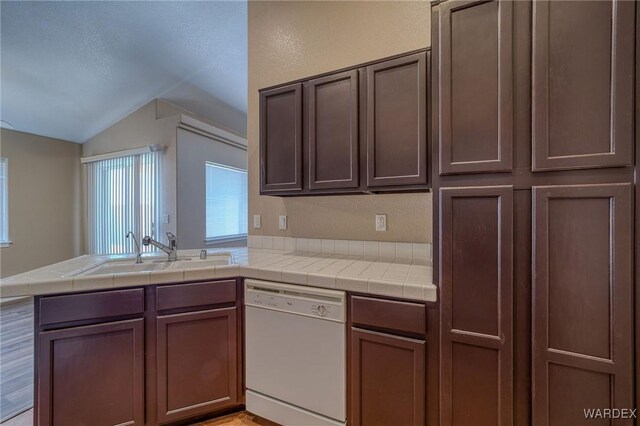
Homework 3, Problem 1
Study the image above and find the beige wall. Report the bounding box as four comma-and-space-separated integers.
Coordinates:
83, 100, 181, 238
248, 1, 433, 243
0, 129, 82, 278
83, 99, 247, 246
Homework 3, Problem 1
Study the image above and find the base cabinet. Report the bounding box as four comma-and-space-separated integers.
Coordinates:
35, 279, 242, 426
350, 328, 425, 426
156, 307, 238, 424
348, 295, 427, 426
36, 319, 145, 426
532, 184, 634, 425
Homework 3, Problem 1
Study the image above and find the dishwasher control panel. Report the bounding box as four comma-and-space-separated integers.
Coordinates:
245, 279, 345, 323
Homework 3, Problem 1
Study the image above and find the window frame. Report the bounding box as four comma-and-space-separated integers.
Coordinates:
0, 157, 10, 247
204, 161, 248, 245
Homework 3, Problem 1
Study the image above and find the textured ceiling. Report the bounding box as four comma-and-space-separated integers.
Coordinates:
1, 1, 247, 143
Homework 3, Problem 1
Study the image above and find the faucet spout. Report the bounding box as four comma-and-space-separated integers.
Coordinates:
142, 232, 178, 261
126, 231, 143, 264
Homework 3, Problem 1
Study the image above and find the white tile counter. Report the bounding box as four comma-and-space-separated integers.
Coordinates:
0, 247, 437, 302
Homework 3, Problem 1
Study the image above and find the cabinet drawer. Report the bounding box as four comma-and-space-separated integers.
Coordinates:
350, 295, 426, 337
39, 288, 144, 326
156, 280, 236, 311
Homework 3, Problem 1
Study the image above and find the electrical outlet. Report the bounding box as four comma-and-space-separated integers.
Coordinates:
279, 215, 287, 230
375, 214, 387, 232
162, 214, 170, 224
253, 215, 262, 229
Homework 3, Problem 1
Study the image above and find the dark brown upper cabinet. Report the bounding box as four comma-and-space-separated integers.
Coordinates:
532, 0, 634, 172
308, 70, 360, 190
260, 83, 303, 193
259, 50, 430, 196
366, 52, 428, 187
438, 0, 513, 175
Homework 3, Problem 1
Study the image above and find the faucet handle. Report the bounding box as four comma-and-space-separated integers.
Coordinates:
166, 232, 176, 249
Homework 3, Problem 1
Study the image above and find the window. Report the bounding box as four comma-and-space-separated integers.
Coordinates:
205, 162, 247, 242
86, 151, 161, 254
0, 157, 9, 245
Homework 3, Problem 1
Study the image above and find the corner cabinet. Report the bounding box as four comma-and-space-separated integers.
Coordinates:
34, 279, 244, 426
259, 50, 430, 196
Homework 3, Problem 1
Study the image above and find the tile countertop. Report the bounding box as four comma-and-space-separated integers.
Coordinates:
0, 247, 437, 302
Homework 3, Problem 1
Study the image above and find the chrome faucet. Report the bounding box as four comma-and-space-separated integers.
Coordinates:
126, 231, 143, 264
143, 232, 178, 262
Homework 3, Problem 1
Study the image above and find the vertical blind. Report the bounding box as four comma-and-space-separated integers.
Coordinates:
205, 162, 247, 240
86, 151, 161, 254
0, 158, 8, 243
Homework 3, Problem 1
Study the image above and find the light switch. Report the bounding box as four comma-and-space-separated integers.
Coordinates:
162, 214, 170, 224
253, 215, 262, 229
279, 215, 287, 230
375, 214, 387, 232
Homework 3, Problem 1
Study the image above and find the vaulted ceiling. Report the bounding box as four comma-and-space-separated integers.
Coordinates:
1, 1, 247, 143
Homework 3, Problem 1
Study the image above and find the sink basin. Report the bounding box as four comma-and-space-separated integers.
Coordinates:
80, 254, 233, 276
171, 256, 233, 269
81, 261, 170, 276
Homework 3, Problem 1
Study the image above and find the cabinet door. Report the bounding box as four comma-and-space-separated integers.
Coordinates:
532, 0, 634, 171
308, 70, 359, 190
366, 52, 428, 187
156, 307, 238, 423
532, 184, 633, 425
439, 0, 513, 175
350, 328, 425, 426
260, 83, 303, 193
37, 319, 145, 426
439, 186, 513, 426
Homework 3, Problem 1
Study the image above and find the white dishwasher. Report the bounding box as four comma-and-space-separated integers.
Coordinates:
244, 279, 346, 426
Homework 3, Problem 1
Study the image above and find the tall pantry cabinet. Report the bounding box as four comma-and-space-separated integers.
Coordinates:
430, 1, 637, 425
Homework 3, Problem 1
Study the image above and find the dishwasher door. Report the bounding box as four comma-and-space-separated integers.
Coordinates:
245, 280, 346, 425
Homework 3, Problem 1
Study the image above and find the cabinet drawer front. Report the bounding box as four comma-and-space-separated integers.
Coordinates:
350, 295, 426, 337
39, 288, 144, 326
156, 280, 236, 311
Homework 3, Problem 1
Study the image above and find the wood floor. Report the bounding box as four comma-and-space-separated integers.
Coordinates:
1, 409, 280, 426
195, 411, 279, 426
0, 297, 34, 423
